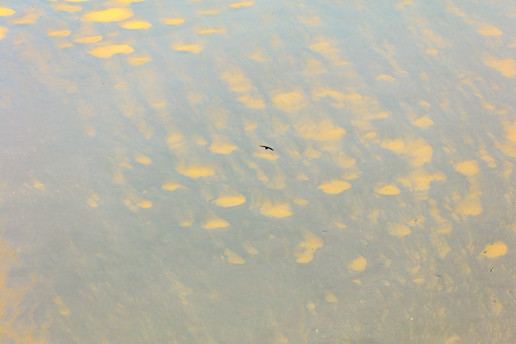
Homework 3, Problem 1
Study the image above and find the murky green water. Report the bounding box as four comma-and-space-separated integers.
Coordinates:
1, 0, 515, 343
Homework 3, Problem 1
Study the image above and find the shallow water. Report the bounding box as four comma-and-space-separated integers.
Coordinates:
1, 1, 516, 343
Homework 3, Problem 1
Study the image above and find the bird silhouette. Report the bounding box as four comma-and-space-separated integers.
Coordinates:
260, 145, 274, 151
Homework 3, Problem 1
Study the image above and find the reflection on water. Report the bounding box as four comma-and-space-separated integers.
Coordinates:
1, 0, 515, 343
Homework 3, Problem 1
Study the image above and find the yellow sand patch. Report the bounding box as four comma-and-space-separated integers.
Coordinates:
33, 181, 45, 190
114, 0, 146, 5
84, 127, 97, 137
53, 296, 70, 316
260, 201, 292, 218
179, 217, 194, 227
381, 138, 405, 153
244, 243, 259, 255
161, 182, 183, 191
422, 28, 443, 45
351, 279, 362, 286
197, 28, 226, 35
173, 44, 204, 53
312, 89, 367, 109
48, 30, 71, 37
202, 217, 230, 229
436, 241, 451, 258
137, 122, 153, 139
164, 18, 185, 25
209, 141, 238, 154
305, 58, 326, 74
224, 249, 245, 264
411, 116, 434, 128
87, 194, 99, 208
195, 136, 209, 145
74, 35, 103, 44
483, 56, 516, 78
324, 291, 338, 303
59, 42, 74, 49
213, 195, 246, 207
298, 16, 320, 25
221, 69, 253, 92
137, 200, 152, 208
176, 164, 215, 178
376, 74, 395, 82
479, 149, 496, 168
0, 7, 14, 16
375, 184, 400, 195
407, 139, 433, 166
127, 56, 152, 66
124, 195, 153, 210
88, 45, 134, 58
505, 121, 516, 142
306, 302, 316, 314
476, 23, 502, 36
387, 223, 412, 237
295, 232, 324, 263
294, 198, 309, 205
82, 8, 134, 22
120, 19, 152, 29
237, 94, 266, 109
333, 154, 356, 169
113, 170, 125, 184
395, 0, 412, 9
309, 41, 338, 56
116, 158, 133, 170
444, 334, 462, 344
229, 1, 254, 8
14, 13, 40, 24
200, 9, 220, 16
348, 256, 367, 271
398, 169, 446, 191
343, 173, 360, 180
135, 154, 152, 165
272, 91, 306, 112
482, 102, 495, 111
480, 241, 508, 258
151, 101, 168, 109
248, 49, 267, 62
244, 121, 257, 131
454, 160, 479, 176
342, 90, 364, 104
0, 27, 8, 40
54, 3, 82, 12
412, 277, 425, 284
167, 132, 184, 149
496, 142, 516, 159
304, 146, 321, 158
455, 186, 482, 216
170, 280, 192, 304
295, 119, 345, 140
382, 138, 433, 166
254, 151, 279, 161
318, 180, 351, 194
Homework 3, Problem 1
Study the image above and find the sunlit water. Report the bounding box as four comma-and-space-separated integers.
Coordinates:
1, 0, 516, 343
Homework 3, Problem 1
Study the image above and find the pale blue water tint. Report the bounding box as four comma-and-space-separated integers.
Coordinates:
1, 0, 515, 342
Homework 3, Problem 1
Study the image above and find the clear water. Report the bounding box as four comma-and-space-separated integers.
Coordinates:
1, 1, 515, 343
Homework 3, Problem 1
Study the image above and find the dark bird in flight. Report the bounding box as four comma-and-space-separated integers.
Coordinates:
260, 145, 274, 151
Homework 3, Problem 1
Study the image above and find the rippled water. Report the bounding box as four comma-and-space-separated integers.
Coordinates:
1, 1, 515, 343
